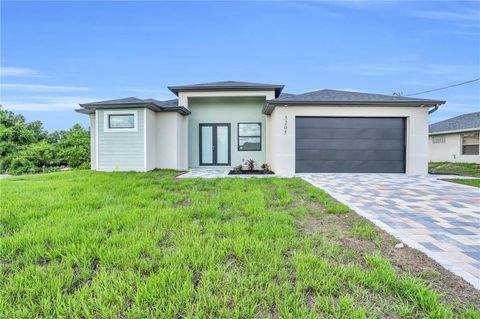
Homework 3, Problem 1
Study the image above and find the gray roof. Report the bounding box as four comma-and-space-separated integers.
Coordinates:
272, 89, 443, 103
263, 89, 445, 114
77, 97, 190, 115
429, 112, 480, 134
168, 81, 284, 97
82, 97, 144, 105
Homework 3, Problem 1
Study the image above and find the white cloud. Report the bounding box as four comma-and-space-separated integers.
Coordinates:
1, 96, 102, 112
2, 83, 91, 92
1, 67, 40, 77
333, 88, 370, 93
410, 9, 480, 22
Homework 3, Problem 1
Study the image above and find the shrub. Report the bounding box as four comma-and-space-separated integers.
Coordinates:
261, 163, 272, 173
0, 109, 90, 175
245, 159, 255, 171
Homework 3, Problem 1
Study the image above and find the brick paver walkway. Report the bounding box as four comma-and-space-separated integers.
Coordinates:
300, 174, 480, 289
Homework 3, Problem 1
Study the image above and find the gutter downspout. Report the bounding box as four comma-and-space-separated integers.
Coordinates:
428, 104, 439, 114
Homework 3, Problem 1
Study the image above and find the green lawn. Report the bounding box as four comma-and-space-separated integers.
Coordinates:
429, 162, 480, 188
443, 178, 480, 188
1, 170, 479, 318
429, 162, 480, 177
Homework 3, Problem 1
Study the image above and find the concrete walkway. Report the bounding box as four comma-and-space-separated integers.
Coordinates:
300, 173, 480, 289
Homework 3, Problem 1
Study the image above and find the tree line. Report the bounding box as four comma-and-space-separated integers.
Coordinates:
0, 109, 90, 175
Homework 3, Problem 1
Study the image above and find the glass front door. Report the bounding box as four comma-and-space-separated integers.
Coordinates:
200, 124, 231, 166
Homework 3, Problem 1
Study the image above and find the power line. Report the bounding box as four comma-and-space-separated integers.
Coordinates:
404, 77, 480, 96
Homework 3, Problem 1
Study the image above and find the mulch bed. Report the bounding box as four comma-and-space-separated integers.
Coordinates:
228, 170, 274, 175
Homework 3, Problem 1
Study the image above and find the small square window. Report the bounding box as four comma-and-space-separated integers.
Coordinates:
432, 135, 445, 144
238, 123, 261, 151
109, 114, 135, 129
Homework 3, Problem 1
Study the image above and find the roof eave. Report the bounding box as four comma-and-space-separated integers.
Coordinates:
79, 102, 161, 112
76, 102, 191, 116
168, 85, 285, 97
262, 100, 445, 115
75, 108, 94, 115
429, 127, 480, 135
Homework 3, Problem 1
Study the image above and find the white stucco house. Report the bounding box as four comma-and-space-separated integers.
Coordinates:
75, 81, 445, 176
429, 112, 480, 164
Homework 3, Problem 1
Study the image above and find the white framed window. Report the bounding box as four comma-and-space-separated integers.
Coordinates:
432, 135, 445, 144
103, 110, 138, 132
461, 132, 479, 155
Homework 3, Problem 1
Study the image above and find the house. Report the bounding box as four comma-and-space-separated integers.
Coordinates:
75, 81, 445, 175
429, 112, 480, 163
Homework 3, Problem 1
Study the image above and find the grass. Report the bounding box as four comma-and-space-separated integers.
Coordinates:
429, 162, 480, 177
443, 178, 480, 188
429, 162, 480, 188
1, 170, 479, 318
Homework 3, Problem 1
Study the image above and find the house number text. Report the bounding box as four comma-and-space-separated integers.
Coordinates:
283, 116, 288, 135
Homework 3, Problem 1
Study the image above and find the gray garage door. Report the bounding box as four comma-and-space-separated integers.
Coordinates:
295, 117, 405, 173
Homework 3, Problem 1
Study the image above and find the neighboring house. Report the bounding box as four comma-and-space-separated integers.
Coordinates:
429, 112, 480, 163
75, 81, 444, 176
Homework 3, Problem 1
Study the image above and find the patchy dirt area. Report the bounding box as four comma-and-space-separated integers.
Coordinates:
300, 209, 480, 309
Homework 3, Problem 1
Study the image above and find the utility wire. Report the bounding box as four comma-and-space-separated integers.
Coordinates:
404, 77, 480, 96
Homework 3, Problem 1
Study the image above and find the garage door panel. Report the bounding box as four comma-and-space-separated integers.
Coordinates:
296, 117, 404, 129
296, 127, 405, 140
296, 160, 405, 173
296, 138, 404, 150
296, 149, 405, 161
295, 117, 405, 173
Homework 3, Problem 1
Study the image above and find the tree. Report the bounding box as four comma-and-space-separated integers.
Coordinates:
0, 109, 90, 174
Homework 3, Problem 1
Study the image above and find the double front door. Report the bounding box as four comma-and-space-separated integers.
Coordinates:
200, 124, 231, 166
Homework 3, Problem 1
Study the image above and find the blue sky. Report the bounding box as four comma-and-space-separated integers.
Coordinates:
1, 1, 479, 131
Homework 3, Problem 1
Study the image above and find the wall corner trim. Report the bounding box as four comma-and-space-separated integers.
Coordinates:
144, 109, 147, 172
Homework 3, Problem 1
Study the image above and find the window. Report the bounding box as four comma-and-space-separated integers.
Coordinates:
104, 110, 138, 132
461, 132, 479, 155
109, 114, 135, 129
238, 123, 261, 151
432, 135, 445, 144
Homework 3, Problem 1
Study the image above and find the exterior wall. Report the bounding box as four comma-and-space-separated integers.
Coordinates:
177, 114, 189, 170
154, 112, 188, 170
89, 114, 97, 170
187, 96, 269, 168
267, 105, 430, 176
429, 132, 480, 163
96, 109, 145, 171
179, 90, 276, 107
145, 109, 157, 171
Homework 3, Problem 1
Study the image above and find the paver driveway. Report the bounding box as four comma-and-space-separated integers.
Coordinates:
300, 174, 480, 290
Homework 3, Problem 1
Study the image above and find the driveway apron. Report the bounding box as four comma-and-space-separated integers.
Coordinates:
300, 174, 480, 290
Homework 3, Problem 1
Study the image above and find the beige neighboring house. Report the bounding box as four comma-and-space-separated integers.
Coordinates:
75, 81, 445, 176
429, 112, 480, 163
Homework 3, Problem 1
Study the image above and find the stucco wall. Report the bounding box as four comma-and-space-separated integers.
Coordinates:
153, 112, 188, 170
145, 109, 157, 171
187, 96, 268, 168
429, 132, 480, 163
267, 105, 430, 176
90, 114, 96, 170
97, 109, 145, 171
